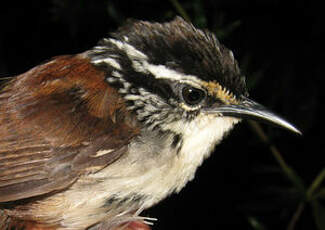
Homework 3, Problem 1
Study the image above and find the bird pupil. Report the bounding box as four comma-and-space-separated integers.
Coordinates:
182, 86, 205, 105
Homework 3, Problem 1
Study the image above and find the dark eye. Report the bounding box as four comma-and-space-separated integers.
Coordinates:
182, 86, 206, 105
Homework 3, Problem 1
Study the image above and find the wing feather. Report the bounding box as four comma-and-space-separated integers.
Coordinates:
0, 54, 138, 202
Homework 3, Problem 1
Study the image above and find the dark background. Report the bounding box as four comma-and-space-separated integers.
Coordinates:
0, 0, 323, 230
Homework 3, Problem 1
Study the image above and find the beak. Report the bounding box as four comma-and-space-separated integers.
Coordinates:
203, 97, 302, 135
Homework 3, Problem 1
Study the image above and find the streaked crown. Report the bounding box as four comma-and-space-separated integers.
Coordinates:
89, 17, 247, 129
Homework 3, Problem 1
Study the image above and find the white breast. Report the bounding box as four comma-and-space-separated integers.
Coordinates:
28, 115, 239, 229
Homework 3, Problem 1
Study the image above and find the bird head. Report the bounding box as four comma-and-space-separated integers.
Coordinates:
0, 17, 302, 229
89, 17, 300, 140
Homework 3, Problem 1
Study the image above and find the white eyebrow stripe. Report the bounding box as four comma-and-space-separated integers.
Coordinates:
143, 62, 205, 88
109, 38, 148, 60
92, 57, 122, 70
101, 38, 207, 88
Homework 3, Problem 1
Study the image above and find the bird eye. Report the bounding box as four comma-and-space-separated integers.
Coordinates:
181, 86, 206, 105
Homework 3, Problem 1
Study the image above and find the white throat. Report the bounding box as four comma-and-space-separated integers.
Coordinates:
31, 115, 240, 230
164, 114, 240, 192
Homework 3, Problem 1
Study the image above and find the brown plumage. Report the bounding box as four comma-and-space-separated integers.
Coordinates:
0, 17, 300, 230
0, 54, 138, 229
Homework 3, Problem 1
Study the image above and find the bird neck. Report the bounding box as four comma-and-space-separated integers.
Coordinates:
160, 115, 240, 192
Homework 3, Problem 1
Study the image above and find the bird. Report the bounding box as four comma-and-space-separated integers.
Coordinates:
0, 17, 301, 230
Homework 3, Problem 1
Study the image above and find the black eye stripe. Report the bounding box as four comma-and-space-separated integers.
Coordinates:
122, 71, 177, 103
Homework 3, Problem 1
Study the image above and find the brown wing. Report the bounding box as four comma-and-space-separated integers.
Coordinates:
0, 54, 138, 202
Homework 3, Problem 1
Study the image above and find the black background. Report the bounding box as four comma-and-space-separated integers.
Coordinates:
0, 1, 323, 230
